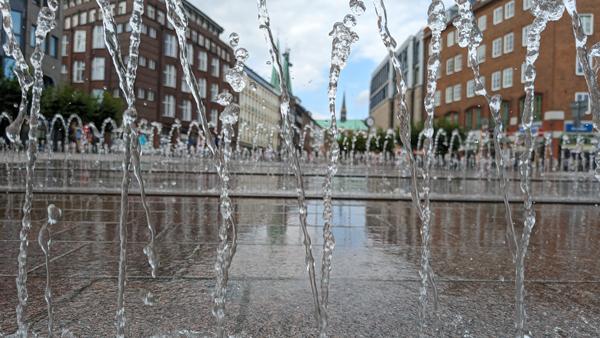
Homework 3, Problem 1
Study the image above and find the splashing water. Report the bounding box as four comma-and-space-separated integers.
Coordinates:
0, 0, 58, 335
95, 0, 160, 335
349, 0, 366, 16
513, 1, 564, 336
229, 32, 240, 47
371, 0, 444, 336
39, 204, 61, 338
318, 7, 360, 337
257, 0, 322, 331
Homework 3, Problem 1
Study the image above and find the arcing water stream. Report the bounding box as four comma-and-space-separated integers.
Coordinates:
0, 0, 599, 337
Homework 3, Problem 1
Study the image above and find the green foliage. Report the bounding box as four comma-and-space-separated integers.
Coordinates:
40, 85, 122, 128
0, 69, 23, 118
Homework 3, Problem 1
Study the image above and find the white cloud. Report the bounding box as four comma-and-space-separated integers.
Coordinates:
354, 89, 370, 106
190, 0, 456, 94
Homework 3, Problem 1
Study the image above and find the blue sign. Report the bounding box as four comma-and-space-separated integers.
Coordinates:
565, 123, 594, 132
518, 124, 542, 133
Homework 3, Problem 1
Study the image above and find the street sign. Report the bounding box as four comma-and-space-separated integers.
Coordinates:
570, 100, 588, 128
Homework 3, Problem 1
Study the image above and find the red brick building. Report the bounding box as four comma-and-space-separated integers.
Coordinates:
61, 0, 237, 139
424, 0, 598, 155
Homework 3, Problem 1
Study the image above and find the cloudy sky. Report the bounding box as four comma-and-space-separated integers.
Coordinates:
191, 0, 456, 121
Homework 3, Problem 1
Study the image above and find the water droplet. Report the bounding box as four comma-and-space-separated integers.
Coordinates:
499, 275, 505, 282
215, 92, 233, 106
234, 48, 249, 63
250, 81, 257, 91
47, 204, 61, 225
229, 32, 239, 47
349, 0, 366, 15
103, 86, 107, 90
266, 60, 271, 65
225, 68, 248, 92
139, 289, 155, 306
220, 103, 240, 125
343, 14, 357, 28
13, 103, 18, 108
262, 105, 266, 110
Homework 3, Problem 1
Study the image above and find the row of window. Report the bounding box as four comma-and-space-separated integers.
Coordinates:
64, 10, 231, 62
64, 0, 221, 36
436, 67, 516, 105
29, 26, 59, 58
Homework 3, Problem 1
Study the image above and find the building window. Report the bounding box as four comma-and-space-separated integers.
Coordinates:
61, 64, 67, 74
466, 79, 475, 98
445, 86, 453, 104
141, 24, 147, 34
90, 9, 96, 22
210, 83, 219, 101
92, 26, 104, 49
434, 90, 441, 107
163, 64, 177, 88
523, 0, 532, 10
447, 31, 454, 47
149, 27, 157, 39
478, 15, 487, 31
453, 84, 461, 102
502, 68, 513, 88
504, 32, 514, 53
157, 10, 165, 25
118, 1, 126, 15
477, 44, 485, 63
198, 51, 208, 71
50, 36, 57, 57
139, 56, 146, 67
147, 91, 155, 101
149, 59, 156, 70
147, 5, 155, 19
521, 62, 527, 83
210, 109, 218, 126
137, 88, 145, 99
113, 89, 120, 98
198, 78, 207, 98
165, 34, 177, 58
474, 108, 481, 129
522, 25, 531, 47
491, 71, 501, 91
74, 30, 86, 52
64, 17, 71, 30
222, 64, 230, 81
62, 34, 68, 56
163, 95, 175, 117
580, 14, 593, 35
465, 109, 473, 131
181, 100, 192, 121
187, 43, 194, 65
116, 24, 123, 34
192, 30, 197, 43
575, 92, 590, 115
504, 1, 514, 19
492, 38, 502, 58
493, 7, 503, 25
575, 56, 593, 75
72, 14, 78, 27
436, 64, 442, 79
446, 58, 454, 75
73, 61, 85, 83
454, 54, 462, 72
125, 23, 132, 32
501, 101, 509, 127
91, 57, 105, 80
181, 78, 190, 93
30, 25, 36, 48
80, 12, 87, 25
210, 58, 219, 77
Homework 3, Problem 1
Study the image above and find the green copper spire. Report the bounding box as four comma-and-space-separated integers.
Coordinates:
282, 48, 292, 96
270, 39, 281, 90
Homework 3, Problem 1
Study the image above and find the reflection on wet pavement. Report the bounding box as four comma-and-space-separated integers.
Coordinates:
0, 194, 598, 336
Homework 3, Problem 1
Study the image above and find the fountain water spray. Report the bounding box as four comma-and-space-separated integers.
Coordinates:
39, 204, 62, 338
372, 0, 445, 336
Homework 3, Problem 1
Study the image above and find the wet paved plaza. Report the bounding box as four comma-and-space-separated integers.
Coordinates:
0, 193, 599, 337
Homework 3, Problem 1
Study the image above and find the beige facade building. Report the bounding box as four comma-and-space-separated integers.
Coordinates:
239, 66, 280, 150
369, 31, 425, 130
